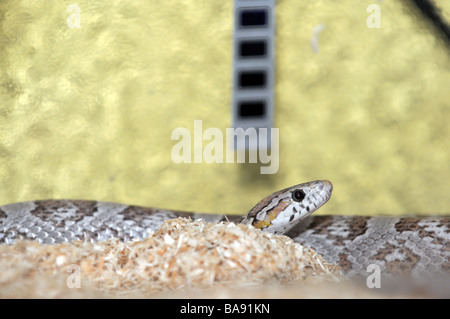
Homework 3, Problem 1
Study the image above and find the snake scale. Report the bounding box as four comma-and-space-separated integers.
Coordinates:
1, 180, 449, 282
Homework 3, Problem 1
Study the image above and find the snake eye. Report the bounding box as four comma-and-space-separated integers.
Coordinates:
292, 189, 306, 202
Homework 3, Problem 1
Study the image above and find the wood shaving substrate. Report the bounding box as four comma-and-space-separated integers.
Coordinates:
0, 218, 344, 298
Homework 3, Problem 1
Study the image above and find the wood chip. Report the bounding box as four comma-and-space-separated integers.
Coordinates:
0, 218, 344, 298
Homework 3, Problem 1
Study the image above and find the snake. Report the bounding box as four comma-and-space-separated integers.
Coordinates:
0, 180, 449, 281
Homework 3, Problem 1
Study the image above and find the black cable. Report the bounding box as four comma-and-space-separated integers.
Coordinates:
409, 0, 450, 43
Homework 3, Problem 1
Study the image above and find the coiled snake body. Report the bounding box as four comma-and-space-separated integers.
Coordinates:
1, 180, 449, 280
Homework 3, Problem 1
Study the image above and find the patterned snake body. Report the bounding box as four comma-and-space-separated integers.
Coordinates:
1, 180, 449, 280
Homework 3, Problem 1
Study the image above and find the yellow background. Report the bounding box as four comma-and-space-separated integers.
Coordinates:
0, 0, 448, 216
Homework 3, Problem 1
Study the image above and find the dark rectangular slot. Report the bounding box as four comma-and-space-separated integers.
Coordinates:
238, 70, 266, 88
239, 9, 268, 27
238, 101, 266, 118
239, 40, 267, 57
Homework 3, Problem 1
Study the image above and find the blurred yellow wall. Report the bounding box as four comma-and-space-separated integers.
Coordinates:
0, 0, 448, 216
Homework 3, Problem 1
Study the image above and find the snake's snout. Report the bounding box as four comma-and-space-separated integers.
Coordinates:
311, 180, 333, 198
322, 180, 333, 193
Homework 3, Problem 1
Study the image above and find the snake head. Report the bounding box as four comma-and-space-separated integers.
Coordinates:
240, 180, 333, 235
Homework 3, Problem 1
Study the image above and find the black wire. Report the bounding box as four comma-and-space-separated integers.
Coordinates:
409, 0, 450, 43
